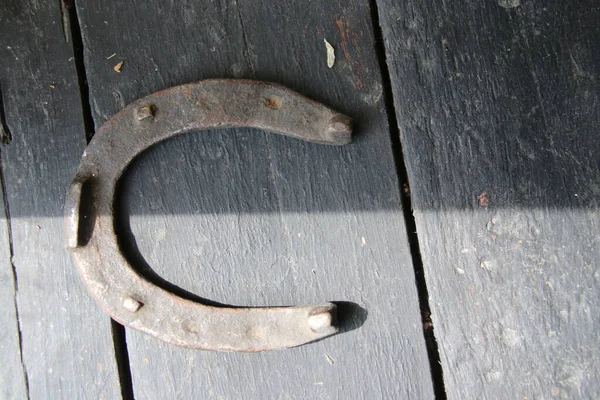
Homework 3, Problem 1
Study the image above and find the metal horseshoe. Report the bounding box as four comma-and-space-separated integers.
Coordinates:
64, 79, 353, 352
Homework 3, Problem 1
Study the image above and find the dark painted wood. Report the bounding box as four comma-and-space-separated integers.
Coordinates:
377, 0, 600, 398
76, 0, 434, 398
0, 2, 122, 398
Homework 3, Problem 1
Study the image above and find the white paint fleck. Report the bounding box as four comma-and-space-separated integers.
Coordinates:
455, 267, 465, 275
324, 39, 335, 68
479, 259, 495, 271
501, 327, 522, 347
498, 0, 520, 8
485, 370, 503, 382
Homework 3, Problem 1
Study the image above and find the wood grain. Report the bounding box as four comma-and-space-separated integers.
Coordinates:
0, 179, 27, 399
76, 0, 434, 398
0, 1, 121, 398
377, 0, 600, 398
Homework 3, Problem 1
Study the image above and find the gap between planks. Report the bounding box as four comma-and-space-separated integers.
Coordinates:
66, 2, 135, 398
368, 0, 447, 398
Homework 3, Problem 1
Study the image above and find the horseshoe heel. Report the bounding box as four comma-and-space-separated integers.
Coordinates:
64, 79, 352, 352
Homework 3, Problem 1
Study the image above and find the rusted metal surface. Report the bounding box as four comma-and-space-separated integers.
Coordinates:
64, 79, 353, 351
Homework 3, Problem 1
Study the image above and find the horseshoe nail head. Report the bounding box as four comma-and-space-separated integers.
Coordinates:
135, 103, 156, 121
64, 79, 353, 352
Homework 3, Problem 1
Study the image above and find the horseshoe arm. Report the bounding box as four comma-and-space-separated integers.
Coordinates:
64, 80, 352, 351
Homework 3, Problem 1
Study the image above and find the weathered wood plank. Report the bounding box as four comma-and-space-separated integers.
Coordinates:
377, 0, 600, 398
77, 0, 434, 398
0, 2, 122, 398
0, 180, 27, 400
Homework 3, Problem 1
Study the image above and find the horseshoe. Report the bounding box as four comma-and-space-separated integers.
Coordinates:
64, 79, 353, 352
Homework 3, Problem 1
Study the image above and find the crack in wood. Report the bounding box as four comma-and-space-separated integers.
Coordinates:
0, 152, 30, 399
0, 83, 12, 145
233, 0, 256, 76
111, 321, 135, 400
368, 0, 447, 398
65, 1, 95, 142
58, 0, 70, 43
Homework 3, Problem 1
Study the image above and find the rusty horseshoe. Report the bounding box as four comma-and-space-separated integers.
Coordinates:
64, 79, 353, 352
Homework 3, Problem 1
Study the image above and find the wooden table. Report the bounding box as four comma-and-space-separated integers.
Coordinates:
1, 0, 598, 398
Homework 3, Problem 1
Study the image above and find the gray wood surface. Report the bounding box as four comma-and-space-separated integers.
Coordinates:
377, 0, 600, 398
0, 2, 122, 398
0, 180, 27, 399
76, 0, 434, 398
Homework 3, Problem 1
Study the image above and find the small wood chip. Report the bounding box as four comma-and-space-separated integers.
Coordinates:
49, 84, 55, 89
325, 352, 336, 365
324, 39, 335, 68
114, 61, 124, 73
477, 192, 489, 207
